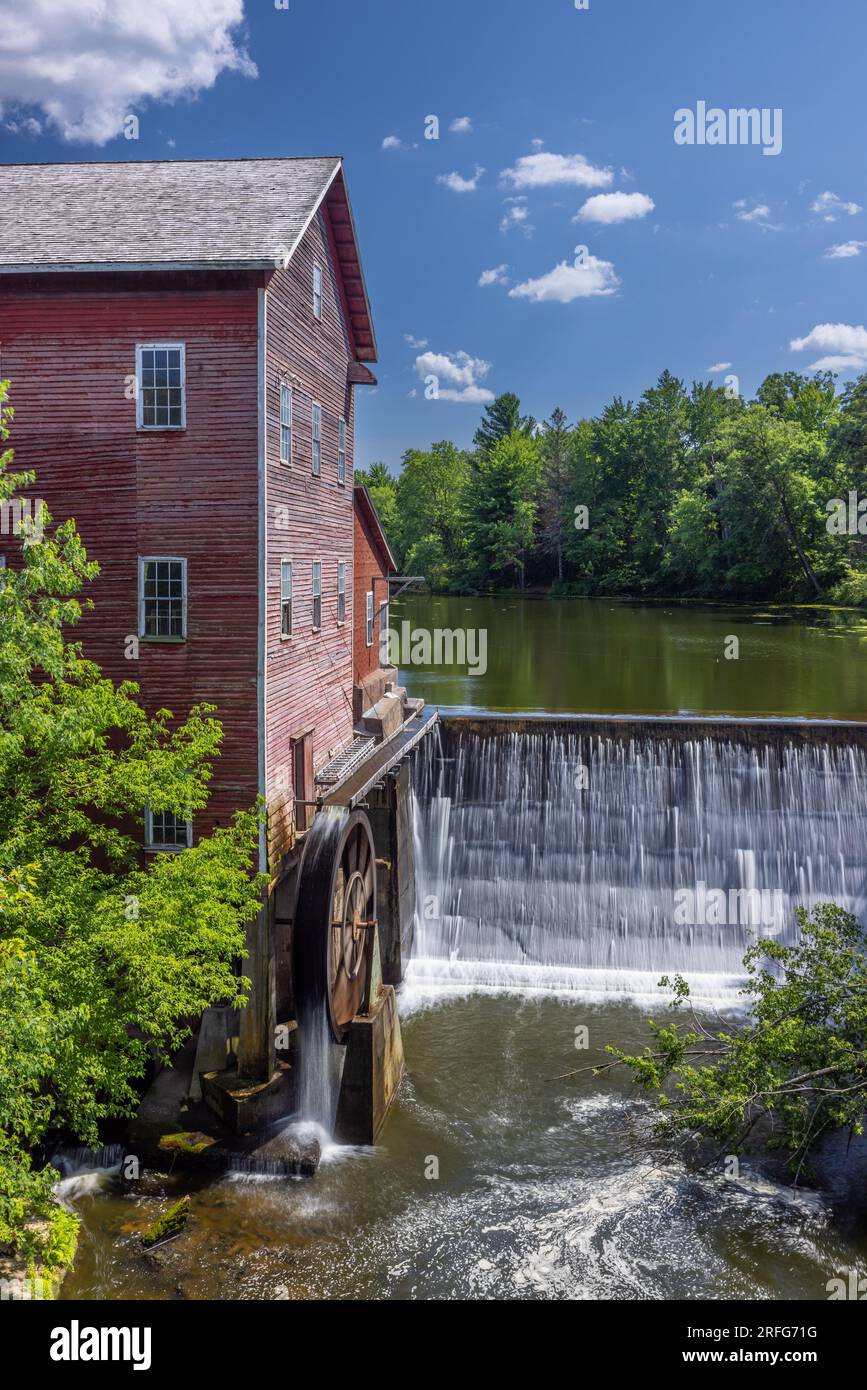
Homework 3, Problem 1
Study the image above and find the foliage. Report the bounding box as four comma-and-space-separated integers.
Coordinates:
0, 380, 265, 1264
587, 905, 867, 1180
369, 374, 867, 602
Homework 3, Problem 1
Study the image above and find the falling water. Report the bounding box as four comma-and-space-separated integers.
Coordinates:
408, 721, 867, 1001
295, 807, 347, 1135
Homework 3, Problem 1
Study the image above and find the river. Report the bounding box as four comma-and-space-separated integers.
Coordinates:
389, 594, 867, 719
59, 596, 867, 1301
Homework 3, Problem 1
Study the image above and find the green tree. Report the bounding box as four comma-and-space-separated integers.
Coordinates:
538, 407, 572, 583
756, 371, 839, 435
355, 462, 398, 551
0, 380, 264, 1265
473, 392, 536, 455
395, 441, 471, 588
573, 905, 867, 1181
466, 429, 542, 588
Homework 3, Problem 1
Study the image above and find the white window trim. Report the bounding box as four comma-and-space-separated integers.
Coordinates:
145, 806, 193, 852
280, 557, 293, 640
337, 560, 346, 626
138, 555, 188, 641
312, 559, 322, 631
366, 590, 374, 648
136, 342, 187, 431
312, 401, 322, 477
279, 380, 293, 465
378, 598, 390, 664
338, 416, 347, 485
313, 263, 323, 320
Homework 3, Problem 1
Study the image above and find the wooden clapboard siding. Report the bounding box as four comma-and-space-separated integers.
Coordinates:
0, 273, 261, 839
354, 502, 387, 682
264, 204, 356, 855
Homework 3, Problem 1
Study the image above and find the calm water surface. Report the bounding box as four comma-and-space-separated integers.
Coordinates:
392, 596, 867, 719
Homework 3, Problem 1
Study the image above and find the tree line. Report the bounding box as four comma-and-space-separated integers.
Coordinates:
358, 371, 867, 605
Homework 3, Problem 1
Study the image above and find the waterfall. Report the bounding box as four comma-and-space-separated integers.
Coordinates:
408, 722, 867, 1002
294, 807, 346, 1135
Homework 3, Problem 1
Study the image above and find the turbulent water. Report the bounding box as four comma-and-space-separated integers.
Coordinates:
59, 995, 867, 1301
56, 721, 867, 1302
408, 723, 867, 1002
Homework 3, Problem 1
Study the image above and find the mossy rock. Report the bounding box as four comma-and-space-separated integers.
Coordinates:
141, 1195, 191, 1249
157, 1131, 218, 1157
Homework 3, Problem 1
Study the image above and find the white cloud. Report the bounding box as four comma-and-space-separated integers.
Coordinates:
414, 349, 495, 403
437, 165, 484, 193
449, 115, 473, 134
500, 151, 613, 190
382, 135, 406, 150
576, 191, 655, 224
531, 137, 545, 150
791, 323, 867, 355
404, 334, 429, 350
810, 190, 862, 222
0, 0, 255, 144
808, 355, 867, 373
500, 201, 533, 236
478, 264, 509, 287
790, 323, 867, 373
508, 256, 620, 304
733, 200, 782, 230
824, 240, 867, 259
707, 362, 732, 374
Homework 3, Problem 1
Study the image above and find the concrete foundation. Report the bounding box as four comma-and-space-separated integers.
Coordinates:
201, 1060, 296, 1135
335, 984, 405, 1145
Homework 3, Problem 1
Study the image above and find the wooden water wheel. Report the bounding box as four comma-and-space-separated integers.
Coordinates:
292, 808, 377, 1043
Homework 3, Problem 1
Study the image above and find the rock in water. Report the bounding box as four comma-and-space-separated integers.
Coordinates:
238, 1128, 321, 1178
141, 1195, 191, 1248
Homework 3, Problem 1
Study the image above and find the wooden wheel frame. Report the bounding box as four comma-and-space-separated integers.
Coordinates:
292, 808, 377, 1043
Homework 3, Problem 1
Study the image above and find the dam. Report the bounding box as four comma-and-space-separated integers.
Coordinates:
407, 715, 867, 1002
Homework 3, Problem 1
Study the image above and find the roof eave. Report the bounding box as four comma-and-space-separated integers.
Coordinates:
0, 259, 278, 275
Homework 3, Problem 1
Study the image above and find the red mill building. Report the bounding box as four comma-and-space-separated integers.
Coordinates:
0, 158, 432, 1140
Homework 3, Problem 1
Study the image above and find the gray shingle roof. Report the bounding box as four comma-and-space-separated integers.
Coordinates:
0, 157, 342, 270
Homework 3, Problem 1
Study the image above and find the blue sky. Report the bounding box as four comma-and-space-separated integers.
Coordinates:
1, 0, 866, 468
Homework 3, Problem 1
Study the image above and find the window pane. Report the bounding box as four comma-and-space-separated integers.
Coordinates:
142, 558, 185, 637
139, 346, 184, 428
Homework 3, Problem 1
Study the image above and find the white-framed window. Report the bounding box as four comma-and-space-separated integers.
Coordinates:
313, 264, 323, 320
139, 557, 187, 639
312, 402, 321, 476
338, 416, 346, 485
379, 599, 390, 665
337, 561, 346, 625
312, 560, 322, 630
366, 591, 374, 648
280, 559, 293, 638
136, 343, 186, 429
145, 807, 192, 851
279, 381, 292, 465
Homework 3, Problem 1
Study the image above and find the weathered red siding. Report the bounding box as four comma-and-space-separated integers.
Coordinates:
0, 274, 261, 840
264, 205, 356, 857
353, 504, 389, 684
